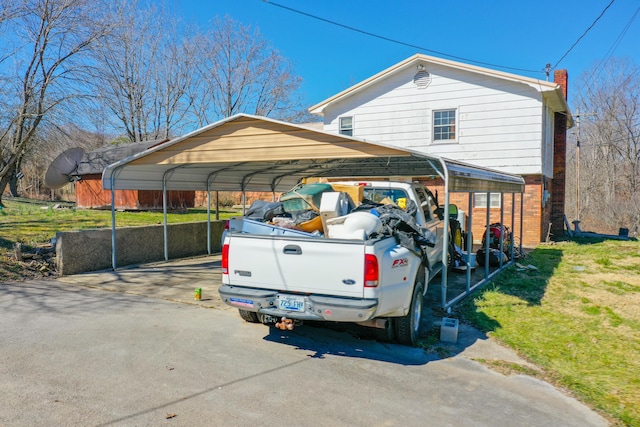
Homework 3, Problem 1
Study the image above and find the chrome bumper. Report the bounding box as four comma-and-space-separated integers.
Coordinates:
219, 285, 378, 322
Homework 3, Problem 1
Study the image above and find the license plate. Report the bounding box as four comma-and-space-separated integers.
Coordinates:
278, 294, 305, 312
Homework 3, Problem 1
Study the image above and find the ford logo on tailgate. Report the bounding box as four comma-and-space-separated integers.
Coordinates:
342, 279, 356, 285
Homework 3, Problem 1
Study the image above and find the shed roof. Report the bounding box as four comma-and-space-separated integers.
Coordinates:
75, 139, 167, 176
102, 114, 525, 194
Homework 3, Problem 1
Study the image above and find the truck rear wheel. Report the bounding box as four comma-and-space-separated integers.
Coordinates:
238, 309, 259, 323
395, 279, 424, 346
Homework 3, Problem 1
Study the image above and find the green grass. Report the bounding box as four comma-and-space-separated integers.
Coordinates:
0, 199, 240, 281
460, 239, 640, 426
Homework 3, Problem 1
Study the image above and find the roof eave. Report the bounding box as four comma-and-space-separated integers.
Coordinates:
308, 53, 559, 115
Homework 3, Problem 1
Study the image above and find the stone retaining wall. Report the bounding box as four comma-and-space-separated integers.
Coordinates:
56, 221, 225, 275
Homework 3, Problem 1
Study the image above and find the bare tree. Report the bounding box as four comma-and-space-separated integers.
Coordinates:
150, 25, 198, 139
190, 16, 303, 125
92, 1, 197, 142
0, 0, 111, 206
572, 58, 640, 234
91, 0, 159, 143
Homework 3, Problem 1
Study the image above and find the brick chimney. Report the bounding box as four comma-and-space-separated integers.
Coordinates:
550, 69, 569, 239
554, 69, 568, 99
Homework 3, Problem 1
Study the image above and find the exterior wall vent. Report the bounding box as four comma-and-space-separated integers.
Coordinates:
414, 70, 431, 89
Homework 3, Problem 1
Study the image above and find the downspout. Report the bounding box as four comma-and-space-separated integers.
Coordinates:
519, 193, 524, 255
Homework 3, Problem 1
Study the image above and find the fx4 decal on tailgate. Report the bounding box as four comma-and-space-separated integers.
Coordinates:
391, 258, 408, 268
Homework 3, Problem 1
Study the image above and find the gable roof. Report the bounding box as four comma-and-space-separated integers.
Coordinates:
102, 114, 524, 194
309, 53, 573, 126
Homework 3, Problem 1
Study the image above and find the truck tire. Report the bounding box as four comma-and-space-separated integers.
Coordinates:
238, 309, 259, 323
395, 275, 424, 346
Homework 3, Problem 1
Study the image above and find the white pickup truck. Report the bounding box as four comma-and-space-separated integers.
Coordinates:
218, 180, 447, 346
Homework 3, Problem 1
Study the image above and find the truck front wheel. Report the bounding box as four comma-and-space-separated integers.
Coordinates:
395, 279, 424, 346
238, 309, 260, 323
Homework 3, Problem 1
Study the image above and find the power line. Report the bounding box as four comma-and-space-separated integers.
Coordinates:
261, 0, 542, 75
552, 0, 616, 70
589, 5, 640, 82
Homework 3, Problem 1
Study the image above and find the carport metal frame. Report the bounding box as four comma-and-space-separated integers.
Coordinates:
103, 114, 525, 309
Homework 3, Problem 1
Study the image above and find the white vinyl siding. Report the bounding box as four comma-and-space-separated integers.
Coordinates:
322, 64, 547, 175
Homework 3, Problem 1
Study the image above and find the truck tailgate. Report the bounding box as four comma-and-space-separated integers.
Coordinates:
226, 234, 366, 298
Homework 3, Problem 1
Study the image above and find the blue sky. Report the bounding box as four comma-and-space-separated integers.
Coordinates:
178, 0, 639, 108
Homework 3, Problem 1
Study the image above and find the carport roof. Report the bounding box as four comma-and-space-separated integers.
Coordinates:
102, 114, 525, 194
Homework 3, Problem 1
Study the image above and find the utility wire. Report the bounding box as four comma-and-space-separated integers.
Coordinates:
552, 0, 616, 69
589, 5, 640, 82
261, 0, 542, 74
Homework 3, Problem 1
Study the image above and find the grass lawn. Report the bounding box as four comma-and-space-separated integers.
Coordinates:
460, 239, 640, 426
0, 198, 239, 281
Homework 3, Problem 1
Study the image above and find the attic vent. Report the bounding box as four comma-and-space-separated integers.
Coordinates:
413, 70, 431, 89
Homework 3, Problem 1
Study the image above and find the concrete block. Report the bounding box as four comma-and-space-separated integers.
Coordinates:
440, 317, 459, 343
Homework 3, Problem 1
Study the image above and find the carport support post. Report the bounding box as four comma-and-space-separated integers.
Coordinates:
110, 172, 118, 270
162, 178, 169, 261
466, 192, 473, 292
440, 172, 451, 309
206, 183, 211, 255
484, 192, 491, 279
499, 193, 505, 269
511, 193, 516, 259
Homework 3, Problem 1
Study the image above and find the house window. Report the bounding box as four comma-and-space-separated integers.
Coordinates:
433, 109, 456, 141
339, 116, 353, 136
474, 193, 501, 208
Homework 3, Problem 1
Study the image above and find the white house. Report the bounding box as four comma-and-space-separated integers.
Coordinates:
309, 53, 573, 246
309, 54, 573, 245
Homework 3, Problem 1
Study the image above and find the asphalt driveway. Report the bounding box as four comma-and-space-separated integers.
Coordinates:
0, 257, 608, 426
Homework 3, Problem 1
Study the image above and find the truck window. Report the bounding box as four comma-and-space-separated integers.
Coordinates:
414, 187, 436, 223
363, 188, 409, 209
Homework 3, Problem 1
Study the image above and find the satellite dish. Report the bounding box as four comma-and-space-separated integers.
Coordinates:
44, 147, 85, 189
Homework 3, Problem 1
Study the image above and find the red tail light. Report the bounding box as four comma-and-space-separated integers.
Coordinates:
222, 243, 229, 275
364, 254, 379, 287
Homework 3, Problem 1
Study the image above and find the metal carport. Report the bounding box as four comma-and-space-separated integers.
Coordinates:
103, 114, 525, 309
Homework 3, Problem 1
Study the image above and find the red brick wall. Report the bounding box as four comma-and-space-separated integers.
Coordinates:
418, 176, 545, 248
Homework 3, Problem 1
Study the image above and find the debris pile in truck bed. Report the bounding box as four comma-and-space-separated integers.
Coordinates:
242, 182, 436, 267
